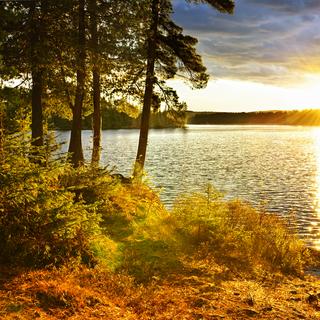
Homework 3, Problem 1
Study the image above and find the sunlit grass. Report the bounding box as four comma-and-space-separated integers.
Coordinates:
170, 188, 309, 276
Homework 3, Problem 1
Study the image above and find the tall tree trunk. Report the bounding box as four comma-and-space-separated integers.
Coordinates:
89, 0, 101, 166
133, 0, 159, 178
0, 103, 4, 163
30, 0, 44, 148
68, 0, 86, 167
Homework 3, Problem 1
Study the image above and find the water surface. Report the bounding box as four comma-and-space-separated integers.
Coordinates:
56, 125, 320, 248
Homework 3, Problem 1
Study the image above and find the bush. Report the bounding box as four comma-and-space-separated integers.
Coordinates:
119, 211, 182, 282
0, 135, 101, 267
82, 174, 180, 281
171, 187, 309, 275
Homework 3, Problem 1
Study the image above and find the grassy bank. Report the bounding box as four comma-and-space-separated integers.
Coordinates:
1, 137, 320, 319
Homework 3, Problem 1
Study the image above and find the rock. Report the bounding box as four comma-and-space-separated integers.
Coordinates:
111, 173, 132, 184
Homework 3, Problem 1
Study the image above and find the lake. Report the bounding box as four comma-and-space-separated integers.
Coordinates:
56, 125, 320, 248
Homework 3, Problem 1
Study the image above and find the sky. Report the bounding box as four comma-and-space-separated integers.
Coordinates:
170, 0, 320, 112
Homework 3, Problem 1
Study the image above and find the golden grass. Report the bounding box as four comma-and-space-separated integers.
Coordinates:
1, 261, 320, 320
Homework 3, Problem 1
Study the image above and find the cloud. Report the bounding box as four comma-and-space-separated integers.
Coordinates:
245, 0, 320, 13
172, 0, 320, 85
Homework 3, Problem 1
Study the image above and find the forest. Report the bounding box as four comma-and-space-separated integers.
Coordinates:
188, 110, 320, 126
1, 0, 205, 171
1, 1, 320, 319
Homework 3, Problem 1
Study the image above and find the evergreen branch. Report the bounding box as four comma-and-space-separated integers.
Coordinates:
155, 80, 171, 110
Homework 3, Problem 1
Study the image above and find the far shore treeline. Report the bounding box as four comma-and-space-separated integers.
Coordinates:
52, 109, 320, 130
188, 109, 320, 126
51, 109, 186, 130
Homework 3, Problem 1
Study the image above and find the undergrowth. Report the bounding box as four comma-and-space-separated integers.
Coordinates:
0, 133, 312, 280
171, 188, 309, 275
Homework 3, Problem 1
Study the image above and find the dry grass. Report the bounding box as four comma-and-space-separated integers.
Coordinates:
171, 192, 309, 275
1, 260, 320, 320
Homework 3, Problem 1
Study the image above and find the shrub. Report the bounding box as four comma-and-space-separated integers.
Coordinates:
0, 135, 101, 267
171, 187, 309, 275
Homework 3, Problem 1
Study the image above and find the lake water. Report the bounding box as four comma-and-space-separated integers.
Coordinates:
56, 125, 320, 248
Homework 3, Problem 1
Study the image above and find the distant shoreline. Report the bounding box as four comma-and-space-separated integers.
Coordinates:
187, 109, 320, 126
52, 109, 320, 130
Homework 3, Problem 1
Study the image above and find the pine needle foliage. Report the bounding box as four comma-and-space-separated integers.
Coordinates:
0, 134, 101, 267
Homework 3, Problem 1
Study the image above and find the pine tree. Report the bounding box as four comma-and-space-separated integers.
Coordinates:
1, 1, 48, 150
88, 0, 101, 166
29, 1, 45, 149
68, 0, 86, 167
1, 1, 66, 154
133, 0, 234, 177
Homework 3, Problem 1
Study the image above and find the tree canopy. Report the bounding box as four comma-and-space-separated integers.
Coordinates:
0, 0, 234, 168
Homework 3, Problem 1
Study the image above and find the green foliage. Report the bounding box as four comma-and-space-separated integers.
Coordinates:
0, 133, 167, 269
171, 187, 309, 275
65, 166, 181, 281
89, 235, 122, 271
120, 238, 181, 282
0, 135, 101, 267
102, 184, 309, 282
172, 186, 227, 243
52, 107, 186, 130
0, 86, 31, 133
